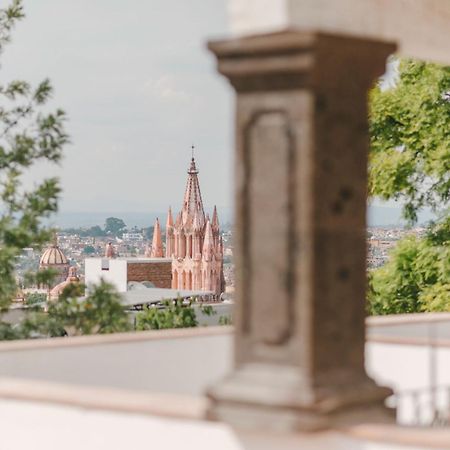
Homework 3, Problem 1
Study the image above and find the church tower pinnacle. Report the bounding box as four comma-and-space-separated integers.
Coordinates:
149, 218, 163, 258
181, 155, 205, 228
163, 150, 224, 295
165, 207, 175, 258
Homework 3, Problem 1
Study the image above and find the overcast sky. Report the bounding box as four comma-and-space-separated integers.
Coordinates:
2, 1, 427, 227
1, 0, 233, 216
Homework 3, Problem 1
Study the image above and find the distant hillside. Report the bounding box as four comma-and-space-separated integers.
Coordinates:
49, 205, 434, 230
368, 205, 436, 227
49, 209, 234, 230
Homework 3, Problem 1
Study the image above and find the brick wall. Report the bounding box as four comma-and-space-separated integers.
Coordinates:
127, 261, 172, 288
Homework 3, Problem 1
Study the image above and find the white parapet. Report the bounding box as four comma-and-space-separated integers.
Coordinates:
228, 0, 450, 65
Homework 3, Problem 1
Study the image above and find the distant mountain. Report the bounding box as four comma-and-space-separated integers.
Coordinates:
50, 206, 434, 230
367, 205, 436, 227
50, 208, 234, 230
48, 212, 164, 229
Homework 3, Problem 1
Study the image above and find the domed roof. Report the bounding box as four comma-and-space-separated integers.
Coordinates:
40, 245, 69, 266
49, 266, 80, 301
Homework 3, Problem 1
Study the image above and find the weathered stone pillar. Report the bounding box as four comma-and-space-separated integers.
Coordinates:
207, 31, 396, 431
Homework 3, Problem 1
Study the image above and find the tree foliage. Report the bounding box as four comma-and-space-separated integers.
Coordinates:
218, 315, 232, 326
368, 58, 449, 315
83, 245, 96, 254
0, 0, 68, 312
63, 225, 106, 238
24, 292, 46, 305
143, 225, 154, 240
368, 217, 450, 315
104, 217, 126, 236
369, 59, 450, 223
136, 299, 198, 331
45, 281, 131, 336
135, 301, 228, 330
13, 280, 131, 338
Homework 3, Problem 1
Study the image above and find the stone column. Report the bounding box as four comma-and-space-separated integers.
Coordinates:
207, 31, 396, 431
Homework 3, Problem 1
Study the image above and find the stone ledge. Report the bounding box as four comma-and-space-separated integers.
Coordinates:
0, 326, 233, 352
0, 377, 207, 421
367, 312, 450, 327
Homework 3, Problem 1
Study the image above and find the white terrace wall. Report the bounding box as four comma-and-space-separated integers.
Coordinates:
0, 326, 449, 425
0, 329, 233, 396
367, 342, 450, 425
84, 258, 128, 292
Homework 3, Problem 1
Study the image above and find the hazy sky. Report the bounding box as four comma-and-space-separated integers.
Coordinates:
1, 0, 233, 215
2, 1, 425, 228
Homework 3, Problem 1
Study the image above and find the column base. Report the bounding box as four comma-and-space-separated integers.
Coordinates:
207, 364, 394, 431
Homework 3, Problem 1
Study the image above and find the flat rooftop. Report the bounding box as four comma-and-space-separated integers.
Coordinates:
87, 257, 172, 263
121, 288, 215, 307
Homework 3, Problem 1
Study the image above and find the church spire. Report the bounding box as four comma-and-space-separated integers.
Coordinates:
182, 153, 205, 228
211, 205, 219, 232
165, 207, 175, 258
150, 218, 163, 258
166, 206, 174, 229
169, 152, 223, 294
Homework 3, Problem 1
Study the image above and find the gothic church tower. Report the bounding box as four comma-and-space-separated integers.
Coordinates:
150, 156, 224, 295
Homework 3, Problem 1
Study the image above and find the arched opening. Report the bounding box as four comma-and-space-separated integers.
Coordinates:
188, 271, 193, 290
189, 235, 193, 258
182, 271, 187, 289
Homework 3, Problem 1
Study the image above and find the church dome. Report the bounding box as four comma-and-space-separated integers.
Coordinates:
49, 266, 80, 301
40, 245, 69, 266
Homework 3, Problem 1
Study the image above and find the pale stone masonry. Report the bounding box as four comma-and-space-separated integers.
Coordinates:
207, 31, 396, 430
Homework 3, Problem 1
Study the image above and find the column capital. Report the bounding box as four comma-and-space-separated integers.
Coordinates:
208, 31, 396, 92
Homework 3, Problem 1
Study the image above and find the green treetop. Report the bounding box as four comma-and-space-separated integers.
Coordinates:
368, 216, 450, 314
0, 0, 68, 311
368, 58, 449, 314
104, 217, 127, 236
369, 59, 450, 223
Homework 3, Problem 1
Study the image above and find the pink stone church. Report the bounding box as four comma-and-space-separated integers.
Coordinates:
146, 157, 224, 295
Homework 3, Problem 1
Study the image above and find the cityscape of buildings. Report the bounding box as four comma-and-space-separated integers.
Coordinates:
14, 156, 235, 302
14, 212, 426, 302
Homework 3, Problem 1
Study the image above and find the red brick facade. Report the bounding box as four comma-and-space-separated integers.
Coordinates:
127, 261, 172, 288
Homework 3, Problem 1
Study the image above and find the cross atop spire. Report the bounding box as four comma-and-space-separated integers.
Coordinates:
188, 154, 198, 175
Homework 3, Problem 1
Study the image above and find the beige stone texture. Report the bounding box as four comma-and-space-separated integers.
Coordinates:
207, 31, 396, 430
